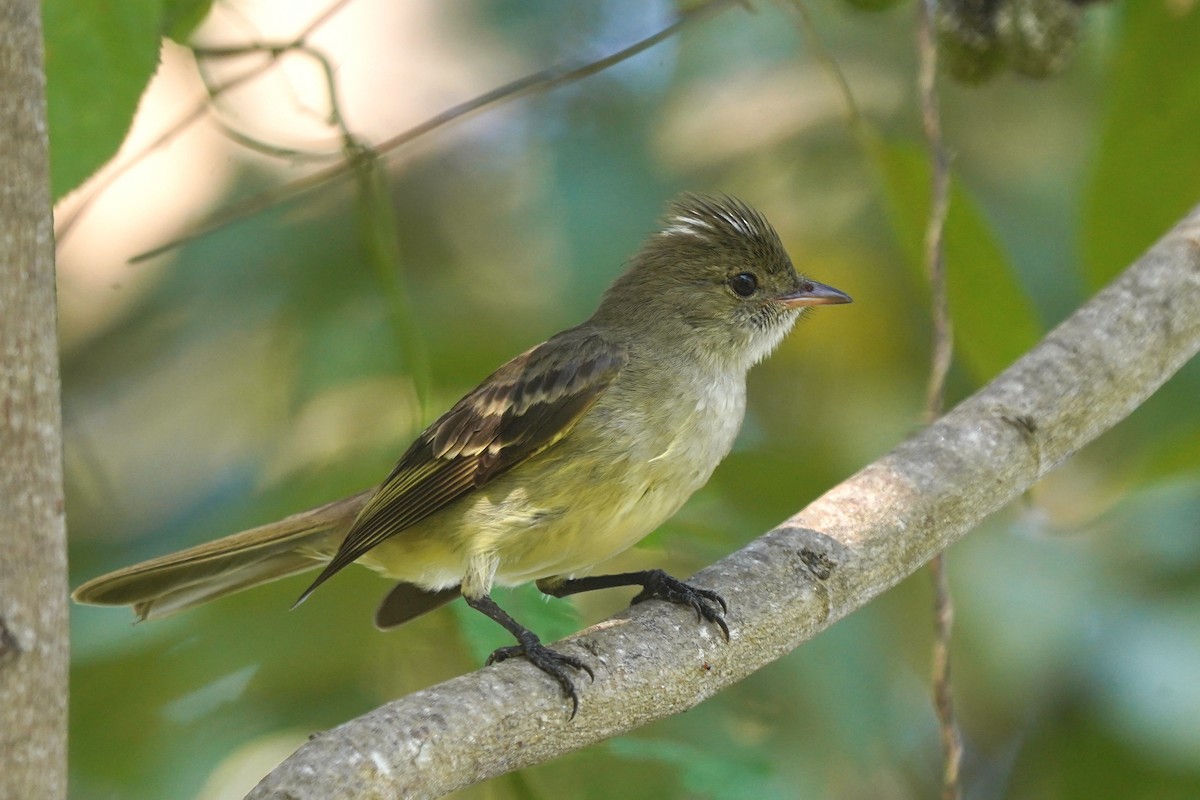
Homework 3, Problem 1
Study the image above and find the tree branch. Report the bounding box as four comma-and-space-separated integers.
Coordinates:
248, 204, 1200, 799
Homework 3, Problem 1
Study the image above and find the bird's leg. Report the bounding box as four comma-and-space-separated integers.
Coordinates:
463, 593, 594, 717
537, 570, 730, 640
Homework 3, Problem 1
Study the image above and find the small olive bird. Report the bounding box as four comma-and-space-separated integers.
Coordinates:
74, 194, 851, 713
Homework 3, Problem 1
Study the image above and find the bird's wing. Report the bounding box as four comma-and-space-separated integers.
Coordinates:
295, 329, 627, 602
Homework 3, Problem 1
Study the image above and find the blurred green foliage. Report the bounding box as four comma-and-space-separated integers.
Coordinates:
872, 137, 1044, 381
1081, 0, 1200, 286
43, 0, 212, 199
58, 1, 1200, 798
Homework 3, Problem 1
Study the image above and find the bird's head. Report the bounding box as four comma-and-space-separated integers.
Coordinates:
594, 193, 851, 369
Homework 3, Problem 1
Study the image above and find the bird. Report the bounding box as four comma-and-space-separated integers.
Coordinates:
73, 193, 851, 714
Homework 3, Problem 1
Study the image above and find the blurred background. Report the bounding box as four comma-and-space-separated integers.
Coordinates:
53, 0, 1200, 798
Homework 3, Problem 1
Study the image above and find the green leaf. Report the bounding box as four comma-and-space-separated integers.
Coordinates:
1081, 3, 1200, 288
163, 0, 214, 44
870, 137, 1043, 382
43, 0, 213, 200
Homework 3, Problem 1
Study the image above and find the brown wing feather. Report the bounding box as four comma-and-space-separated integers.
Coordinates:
295, 329, 626, 603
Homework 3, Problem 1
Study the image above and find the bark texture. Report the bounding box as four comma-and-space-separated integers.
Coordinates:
0, 1, 68, 799
248, 205, 1200, 799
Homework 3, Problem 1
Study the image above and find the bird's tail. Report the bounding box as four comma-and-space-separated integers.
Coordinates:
72, 490, 373, 621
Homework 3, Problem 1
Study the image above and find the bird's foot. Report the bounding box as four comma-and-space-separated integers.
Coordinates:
631, 570, 730, 640
488, 635, 595, 718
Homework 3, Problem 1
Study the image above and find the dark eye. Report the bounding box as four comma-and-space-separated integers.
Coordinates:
728, 272, 758, 297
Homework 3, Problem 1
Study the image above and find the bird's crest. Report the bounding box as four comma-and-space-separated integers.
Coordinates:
659, 193, 781, 248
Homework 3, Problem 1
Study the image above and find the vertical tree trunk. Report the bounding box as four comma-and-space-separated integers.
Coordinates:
0, 1, 69, 798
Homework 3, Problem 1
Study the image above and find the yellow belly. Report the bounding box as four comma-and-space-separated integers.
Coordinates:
354, 365, 745, 594
356, 450, 695, 589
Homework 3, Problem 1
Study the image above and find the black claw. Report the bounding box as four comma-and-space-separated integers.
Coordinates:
465, 594, 596, 717
630, 571, 730, 641
488, 640, 594, 718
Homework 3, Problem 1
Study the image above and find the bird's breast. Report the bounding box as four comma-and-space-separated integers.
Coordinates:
488, 367, 748, 583
361, 367, 750, 589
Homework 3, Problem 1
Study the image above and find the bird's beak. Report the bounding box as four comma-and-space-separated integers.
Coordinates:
774, 280, 853, 309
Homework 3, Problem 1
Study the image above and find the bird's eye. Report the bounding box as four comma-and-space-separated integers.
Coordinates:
729, 272, 758, 297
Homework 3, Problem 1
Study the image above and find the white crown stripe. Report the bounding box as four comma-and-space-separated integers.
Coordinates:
661, 224, 707, 238
654, 194, 786, 252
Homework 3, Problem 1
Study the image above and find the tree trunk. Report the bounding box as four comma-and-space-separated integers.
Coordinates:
0, 1, 69, 798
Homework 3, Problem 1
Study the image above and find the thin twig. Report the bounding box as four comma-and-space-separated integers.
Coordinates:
780, 4, 961, 787
196, 40, 353, 150
348, 143, 432, 413
918, 20, 953, 420
208, 118, 342, 161
777, 0, 864, 130
53, 0, 357, 244
207, 30, 435, 413
916, 1, 963, 798
197, 30, 434, 410
129, 0, 741, 263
